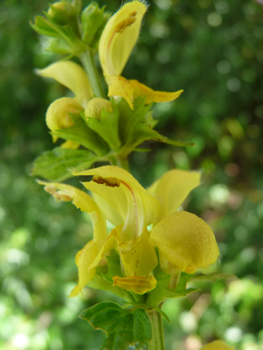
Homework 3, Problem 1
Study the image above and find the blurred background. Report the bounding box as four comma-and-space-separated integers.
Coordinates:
1, 0, 263, 349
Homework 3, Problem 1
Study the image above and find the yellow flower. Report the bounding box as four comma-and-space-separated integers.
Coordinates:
37, 60, 93, 148
40, 165, 219, 296
99, 1, 183, 109
74, 166, 218, 291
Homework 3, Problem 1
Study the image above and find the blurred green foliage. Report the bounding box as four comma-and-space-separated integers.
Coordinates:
1, 0, 263, 349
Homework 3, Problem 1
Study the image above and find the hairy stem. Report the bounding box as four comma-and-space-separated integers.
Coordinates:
79, 50, 105, 98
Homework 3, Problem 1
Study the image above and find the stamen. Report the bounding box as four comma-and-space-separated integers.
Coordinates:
53, 192, 72, 202
44, 186, 72, 201
44, 185, 57, 195
92, 175, 121, 187
115, 11, 137, 34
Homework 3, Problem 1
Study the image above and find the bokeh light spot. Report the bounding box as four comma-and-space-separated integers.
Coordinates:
255, 105, 263, 119
217, 60, 231, 74
12, 333, 30, 349
207, 12, 222, 27
179, 312, 197, 332
225, 326, 243, 342
155, 0, 171, 10
210, 184, 230, 204
35, 238, 48, 252
247, 124, 260, 138
227, 78, 241, 92
215, 0, 229, 14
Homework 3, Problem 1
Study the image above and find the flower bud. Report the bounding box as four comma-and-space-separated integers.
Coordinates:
81, 3, 110, 48
46, 1, 80, 36
47, 1, 76, 26
84, 97, 113, 121
46, 97, 83, 142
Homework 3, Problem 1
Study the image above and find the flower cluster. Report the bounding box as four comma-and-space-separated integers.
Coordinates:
32, 1, 234, 349
34, 0, 185, 161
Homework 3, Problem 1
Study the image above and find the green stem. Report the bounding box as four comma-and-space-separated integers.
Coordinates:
147, 309, 165, 350
79, 50, 105, 98
117, 155, 130, 172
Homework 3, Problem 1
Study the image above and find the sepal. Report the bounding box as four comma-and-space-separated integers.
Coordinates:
117, 96, 152, 144
31, 16, 87, 56
88, 270, 134, 303
52, 113, 109, 156
83, 99, 121, 152
101, 250, 123, 284
81, 3, 110, 49
46, 1, 78, 32
120, 123, 194, 158
146, 267, 198, 307
46, 38, 73, 55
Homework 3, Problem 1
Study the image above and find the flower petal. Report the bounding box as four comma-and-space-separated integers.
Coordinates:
113, 274, 157, 294
148, 169, 201, 223
46, 97, 83, 142
73, 166, 160, 241
92, 192, 123, 226
106, 75, 134, 109
40, 182, 108, 248
130, 80, 184, 104
150, 211, 220, 273
69, 239, 98, 297
88, 227, 118, 270
37, 61, 93, 107
200, 341, 235, 350
99, 1, 147, 76
119, 230, 158, 277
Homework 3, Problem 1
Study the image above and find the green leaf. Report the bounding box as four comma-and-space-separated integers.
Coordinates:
120, 123, 194, 158
133, 309, 152, 342
146, 268, 197, 307
84, 102, 121, 152
189, 272, 236, 283
52, 114, 109, 156
31, 147, 99, 182
80, 302, 123, 333
80, 302, 152, 350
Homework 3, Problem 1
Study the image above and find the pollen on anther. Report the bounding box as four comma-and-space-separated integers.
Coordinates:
115, 11, 137, 34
